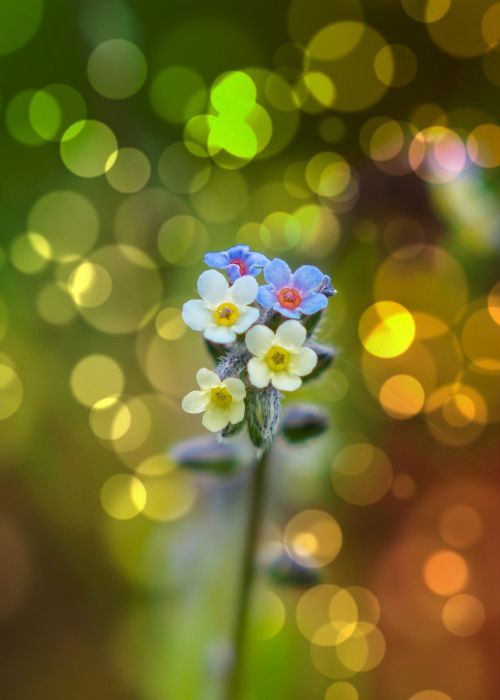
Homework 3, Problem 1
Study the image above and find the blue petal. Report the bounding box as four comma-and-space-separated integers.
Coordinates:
248, 252, 270, 268
248, 264, 262, 277
264, 258, 292, 289
257, 285, 277, 308
299, 293, 328, 315
228, 245, 249, 259
273, 302, 302, 319
293, 265, 324, 294
204, 251, 230, 268
227, 263, 243, 282
318, 274, 336, 297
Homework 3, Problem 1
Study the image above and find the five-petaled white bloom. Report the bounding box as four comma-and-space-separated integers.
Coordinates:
182, 368, 246, 432
245, 320, 317, 391
182, 270, 259, 344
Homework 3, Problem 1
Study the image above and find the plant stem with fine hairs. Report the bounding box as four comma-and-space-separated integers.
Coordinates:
225, 448, 270, 700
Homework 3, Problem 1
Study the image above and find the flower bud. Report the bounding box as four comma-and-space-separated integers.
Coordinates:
170, 435, 241, 474
281, 403, 329, 443
246, 386, 280, 450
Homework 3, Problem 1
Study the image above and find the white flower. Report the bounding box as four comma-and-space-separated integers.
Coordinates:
182, 368, 246, 432
182, 270, 260, 344
245, 320, 317, 392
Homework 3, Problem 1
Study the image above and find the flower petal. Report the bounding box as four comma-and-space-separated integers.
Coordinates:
232, 306, 259, 334
204, 251, 230, 268
289, 347, 318, 376
273, 302, 302, 319
224, 377, 246, 401
257, 285, 277, 308
204, 325, 236, 344
182, 390, 210, 414
264, 258, 292, 289
299, 293, 328, 315
271, 371, 302, 392
196, 368, 220, 389
182, 299, 212, 331
228, 400, 245, 424
292, 265, 324, 293
245, 324, 275, 356
250, 252, 270, 267
197, 270, 228, 305
228, 275, 258, 305
275, 319, 306, 349
228, 244, 249, 258
202, 406, 229, 432
227, 264, 242, 282
247, 357, 272, 388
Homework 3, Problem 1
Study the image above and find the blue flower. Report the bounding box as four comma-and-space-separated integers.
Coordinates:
257, 259, 329, 319
204, 245, 270, 283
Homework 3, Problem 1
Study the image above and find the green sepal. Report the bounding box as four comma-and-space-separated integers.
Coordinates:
303, 310, 323, 337
220, 420, 245, 439
204, 338, 227, 364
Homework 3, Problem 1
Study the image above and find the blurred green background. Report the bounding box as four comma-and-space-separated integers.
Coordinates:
1, 0, 500, 698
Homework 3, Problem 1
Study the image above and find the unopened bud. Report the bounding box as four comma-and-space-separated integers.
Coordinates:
246, 386, 280, 450
170, 435, 241, 474
281, 403, 329, 443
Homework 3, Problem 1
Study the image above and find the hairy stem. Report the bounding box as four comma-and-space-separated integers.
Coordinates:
225, 448, 270, 700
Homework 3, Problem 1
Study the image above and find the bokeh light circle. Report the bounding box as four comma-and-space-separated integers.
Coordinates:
379, 374, 425, 419
28, 190, 99, 263
70, 355, 125, 407
439, 505, 482, 549
157, 215, 209, 266
150, 66, 207, 124
332, 443, 393, 505
100, 474, 146, 520
60, 120, 118, 177
87, 39, 147, 99
359, 301, 415, 358
325, 682, 358, 700
0, 0, 43, 55
423, 550, 469, 596
0, 365, 23, 420
442, 594, 485, 637
284, 510, 342, 568
76, 245, 162, 334
105, 148, 151, 193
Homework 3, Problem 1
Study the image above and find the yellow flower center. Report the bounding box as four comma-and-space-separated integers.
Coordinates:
213, 302, 239, 326
210, 386, 233, 407
266, 345, 291, 371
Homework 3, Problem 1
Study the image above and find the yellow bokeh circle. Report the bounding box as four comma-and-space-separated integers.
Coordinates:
359, 301, 415, 358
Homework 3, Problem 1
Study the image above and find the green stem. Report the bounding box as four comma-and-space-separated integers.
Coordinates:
225, 448, 270, 700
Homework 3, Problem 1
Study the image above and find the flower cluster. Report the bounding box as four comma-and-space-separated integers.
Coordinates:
181, 245, 336, 447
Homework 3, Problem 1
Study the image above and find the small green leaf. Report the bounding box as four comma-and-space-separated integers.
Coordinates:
303, 310, 323, 337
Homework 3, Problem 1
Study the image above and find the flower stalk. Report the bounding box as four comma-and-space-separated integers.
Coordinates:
225, 447, 270, 700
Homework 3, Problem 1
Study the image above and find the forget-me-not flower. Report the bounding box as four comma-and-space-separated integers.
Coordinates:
257, 259, 329, 319
182, 269, 259, 344
204, 245, 270, 283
